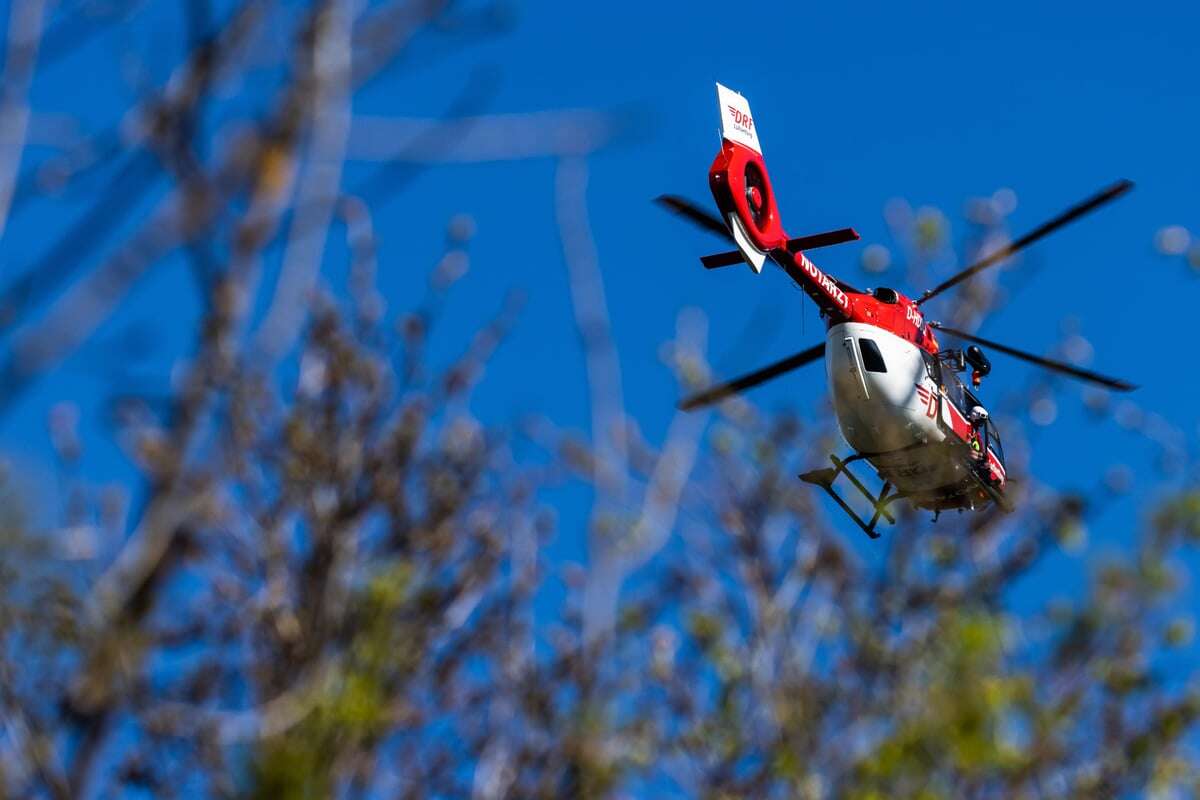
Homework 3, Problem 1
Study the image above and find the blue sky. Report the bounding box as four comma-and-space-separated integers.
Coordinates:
446, 0, 1200, 571
3, 0, 1200, 606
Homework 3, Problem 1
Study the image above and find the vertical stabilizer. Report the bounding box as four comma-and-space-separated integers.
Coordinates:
716, 83, 762, 155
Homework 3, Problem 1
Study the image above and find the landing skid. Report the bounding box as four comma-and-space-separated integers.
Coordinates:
799, 453, 907, 539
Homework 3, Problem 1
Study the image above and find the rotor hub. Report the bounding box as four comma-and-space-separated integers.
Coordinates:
743, 161, 769, 230
747, 184, 763, 212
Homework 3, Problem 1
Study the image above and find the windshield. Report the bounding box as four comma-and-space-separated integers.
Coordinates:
984, 418, 1004, 463
943, 369, 969, 414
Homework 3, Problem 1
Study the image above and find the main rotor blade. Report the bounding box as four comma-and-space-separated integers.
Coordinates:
930, 323, 1135, 391
918, 179, 1134, 305
679, 343, 825, 410
655, 194, 734, 241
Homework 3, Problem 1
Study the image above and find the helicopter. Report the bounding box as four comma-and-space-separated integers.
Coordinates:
658, 83, 1136, 539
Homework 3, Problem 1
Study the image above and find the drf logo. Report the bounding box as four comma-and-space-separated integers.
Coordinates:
727, 106, 754, 131
915, 384, 938, 419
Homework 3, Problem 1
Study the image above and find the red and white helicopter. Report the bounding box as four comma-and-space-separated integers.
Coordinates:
660, 83, 1135, 538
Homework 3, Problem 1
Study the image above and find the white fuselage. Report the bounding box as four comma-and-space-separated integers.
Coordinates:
825, 322, 983, 503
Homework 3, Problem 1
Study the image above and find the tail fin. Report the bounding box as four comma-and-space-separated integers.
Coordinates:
717, 83, 763, 156
710, 83, 787, 273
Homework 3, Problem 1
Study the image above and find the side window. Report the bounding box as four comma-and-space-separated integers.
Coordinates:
859, 338, 887, 373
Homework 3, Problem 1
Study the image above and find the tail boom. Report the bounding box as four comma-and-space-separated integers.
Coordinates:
782, 251, 853, 319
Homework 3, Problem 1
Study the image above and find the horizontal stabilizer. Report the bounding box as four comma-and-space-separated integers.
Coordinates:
699, 227, 861, 270
699, 250, 744, 269
785, 227, 860, 252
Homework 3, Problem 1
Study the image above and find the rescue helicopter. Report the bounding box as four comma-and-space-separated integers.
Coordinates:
658, 83, 1136, 539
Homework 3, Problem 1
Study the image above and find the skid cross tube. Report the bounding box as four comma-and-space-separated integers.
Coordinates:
799, 453, 906, 539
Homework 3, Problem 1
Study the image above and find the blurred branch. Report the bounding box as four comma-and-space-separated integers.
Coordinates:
555, 156, 628, 503
253, 0, 356, 361
0, 0, 48, 237
349, 108, 624, 163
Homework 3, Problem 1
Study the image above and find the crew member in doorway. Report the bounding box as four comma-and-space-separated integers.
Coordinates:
968, 405, 989, 461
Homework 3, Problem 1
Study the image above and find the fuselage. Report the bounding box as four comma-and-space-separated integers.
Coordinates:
777, 242, 1011, 512
825, 313, 1007, 511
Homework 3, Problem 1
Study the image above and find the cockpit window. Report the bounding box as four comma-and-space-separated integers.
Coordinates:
921, 349, 940, 382
987, 421, 1004, 463
859, 338, 887, 373
944, 370, 968, 412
